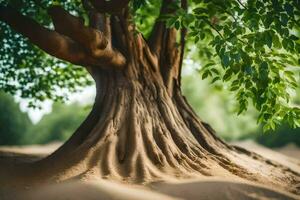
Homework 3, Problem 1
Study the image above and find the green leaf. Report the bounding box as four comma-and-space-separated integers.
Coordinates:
237, 101, 247, 115
166, 17, 177, 27
280, 13, 289, 27
272, 34, 281, 48
256, 1, 264, 9
264, 31, 272, 48
260, 61, 268, 70
263, 14, 273, 28
174, 21, 180, 29
263, 124, 270, 132
221, 54, 230, 67
211, 68, 219, 75
284, 3, 294, 16
241, 51, 252, 65
211, 76, 220, 83
290, 35, 299, 41
223, 69, 232, 81
203, 63, 214, 69
202, 71, 209, 79
282, 38, 289, 50
200, 33, 206, 40
230, 86, 240, 91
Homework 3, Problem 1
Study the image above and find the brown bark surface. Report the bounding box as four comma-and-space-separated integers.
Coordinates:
0, 2, 299, 196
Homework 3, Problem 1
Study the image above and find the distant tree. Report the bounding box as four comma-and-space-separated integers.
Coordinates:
0, 0, 299, 193
256, 125, 300, 147
0, 92, 31, 145
24, 103, 89, 144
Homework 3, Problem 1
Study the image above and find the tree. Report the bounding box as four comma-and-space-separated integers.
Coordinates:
23, 103, 89, 144
0, 0, 299, 194
256, 125, 300, 147
0, 92, 32, 145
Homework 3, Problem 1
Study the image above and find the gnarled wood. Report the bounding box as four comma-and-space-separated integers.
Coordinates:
0, 6, 94, 67
147, 0, 183, 94
148, 0, 176, 56
48, 6, 126, 69
0, 2, 299, 197
0, 6, 126, 69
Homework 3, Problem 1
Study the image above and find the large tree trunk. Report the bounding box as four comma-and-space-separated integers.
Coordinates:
0, 5, 299, 195
8, 34, 296, 195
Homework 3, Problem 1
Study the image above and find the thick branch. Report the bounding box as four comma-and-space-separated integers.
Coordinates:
160, 29, 180, 92
147, 0, 188, 91
148, 0, 181, 60
48, 6, 107, 51
48, 6, 125, 68
147, 0, 171, 55
0, 6, 95, 67
0, 6, 126, 69
88, 0, 130, 14
81, 0, 111, 40
147, 21, 164, 55
147, 0, 181, 92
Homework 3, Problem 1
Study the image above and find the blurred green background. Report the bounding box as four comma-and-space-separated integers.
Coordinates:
0, 71, 299, 148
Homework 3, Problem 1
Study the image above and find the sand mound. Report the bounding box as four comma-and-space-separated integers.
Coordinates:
232, 140, 300, 173
1, 141, 299, 200
0, 142, 61, 156
13, 180, 179, 200
276, 143, 300, 160
3, 178, 297, 200
151, 178, 299, 200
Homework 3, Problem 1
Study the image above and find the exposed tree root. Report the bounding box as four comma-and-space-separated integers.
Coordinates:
0, 5, 298, 196
0, 68, 298, 195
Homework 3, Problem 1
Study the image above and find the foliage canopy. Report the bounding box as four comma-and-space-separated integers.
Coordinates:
0, 0, 300, 131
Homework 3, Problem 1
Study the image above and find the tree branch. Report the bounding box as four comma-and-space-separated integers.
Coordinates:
236, 0, 247, 9
147, 0, 184, 92
0, 6, 126, 69
0, 5, 127, 70
48, 6, 125, 68
81, 0, 108, 32
0, 6, 96, 67
88, 0, 130, 14
147, 0, 170, 55
48, 6, 108, 51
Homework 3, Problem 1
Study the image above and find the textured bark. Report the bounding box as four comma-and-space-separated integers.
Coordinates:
4, 19, 296, 195
0, 6, 126, 69
0, 2, 299, 196
48, 6, 126, 68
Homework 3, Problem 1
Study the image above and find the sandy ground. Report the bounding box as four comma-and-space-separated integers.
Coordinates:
0, 141, 299, 200
275, 143, 300, 160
